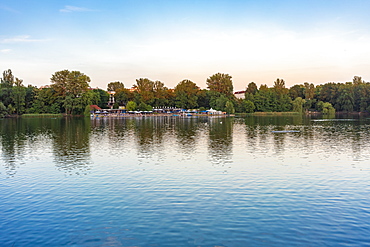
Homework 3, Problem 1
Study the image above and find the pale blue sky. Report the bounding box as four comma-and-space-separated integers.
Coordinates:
1, 0, 370, 89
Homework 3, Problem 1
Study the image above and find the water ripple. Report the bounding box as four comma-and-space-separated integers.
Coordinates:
1, 117, 370, 246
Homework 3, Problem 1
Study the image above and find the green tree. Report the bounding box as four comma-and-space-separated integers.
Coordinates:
243, 100, 255, 113
50, 70, 69, 97
211, 94, 228, 111
0, 102, 7, 117
0, 69, 15, 87
126, 101, 137, 111
353, 76, 364, 85
337, 82, 354, 112
289, 84, 304, 100
196, 89, 212, 109
25, 85, 37, 112
133, 78, 155, 105
165, 88, 176, 107
78, 90, 96, 115
138, 102, 153, 111
246, 82, 258, 95
84, 105, 91, 117
252, 83, 292, 112
92, 88, 110, 108
11, 78, 26, 114
323, 102, 335, 115
304, 82, 315, 100
273, 78, 287, 95
174, 79, 199, 109
253, 89, 275, 112
107, 81, 125, 91
225, 100, 235, 114
317, 82, 339, 110
206, 73, 234, 97
1, 69, 28, 113
7, 104, 15, 114
0, 69, 15, 107
292, 97, 305, 113
50, 70, 91, 114
272, 78, 292, 111
30, 87, 61, 113
114, 88, 133, 107
352, 77, 370, 112
153, 80, 169, 107
317, 101, 335, 115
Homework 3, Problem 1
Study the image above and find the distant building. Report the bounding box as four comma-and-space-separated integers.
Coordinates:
107, 91, 115, 108
234, 90, 245, 99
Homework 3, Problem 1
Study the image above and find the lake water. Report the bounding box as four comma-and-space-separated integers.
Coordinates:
1, 116, 370, 246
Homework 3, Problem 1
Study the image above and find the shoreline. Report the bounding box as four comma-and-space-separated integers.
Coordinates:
90, 113, 231, 118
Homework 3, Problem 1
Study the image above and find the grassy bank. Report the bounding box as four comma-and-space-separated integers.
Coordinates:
235, 112, 301, 116
22, 114, 64, 118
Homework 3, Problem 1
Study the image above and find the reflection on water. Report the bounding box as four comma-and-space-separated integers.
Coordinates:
2, 115, 370, 246
0, 118, 52, 176
0, 118, 92, 176
50, 118, 92, 175
0, 118, 26, 176
2, 115, 370, 176
208, 117, 233, 166
174, 118, 201, 155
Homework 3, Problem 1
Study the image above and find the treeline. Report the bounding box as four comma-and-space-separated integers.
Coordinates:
0, 69, 109, 117
1, 68, 369, 117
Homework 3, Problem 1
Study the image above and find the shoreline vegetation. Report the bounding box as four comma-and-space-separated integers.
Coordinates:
21, 113, 64, 118
16, 111, 301, 118
2, 69, 370, 118
16, 111, 366, 119
243, 112, 301, 116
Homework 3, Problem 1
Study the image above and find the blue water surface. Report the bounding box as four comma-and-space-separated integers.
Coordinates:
1, 116, 370, 246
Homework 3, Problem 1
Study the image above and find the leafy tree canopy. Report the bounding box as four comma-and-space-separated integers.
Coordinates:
50, 70, 91, 114
246, 82, 258, 95
133, 78, 155, 104
107, 81, 125, 91
1, 69, 15, 87
206, 73, 234, 97
126, 101, 137, 111
174, 79, 199, 109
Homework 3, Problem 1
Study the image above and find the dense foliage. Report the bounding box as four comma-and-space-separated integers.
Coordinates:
1, 69, 369, 116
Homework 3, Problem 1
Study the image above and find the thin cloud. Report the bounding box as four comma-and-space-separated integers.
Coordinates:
0, 5, 20, 14
60, 5, 95, 13
0, 49, 12, 53
0, 35, 49, 43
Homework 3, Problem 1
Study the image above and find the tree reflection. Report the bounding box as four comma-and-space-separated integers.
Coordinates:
0, 118, 49, 177
91, 118, 131, 154
3, 115, 370, 178
349, 120, 370, 163
243, 115, 306, 155
207, 117, 233, 166
50, 118, 92, 175
0, 119, 25, 176
130, 117, 169, 162
174, 118, 201, 155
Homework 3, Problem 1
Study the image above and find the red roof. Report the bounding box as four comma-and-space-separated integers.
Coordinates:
234, 91, 246, 94
90, 105, 102, 110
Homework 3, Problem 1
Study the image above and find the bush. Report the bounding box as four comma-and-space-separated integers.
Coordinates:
126, 101, 137, 111
243, 100, 255, 113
